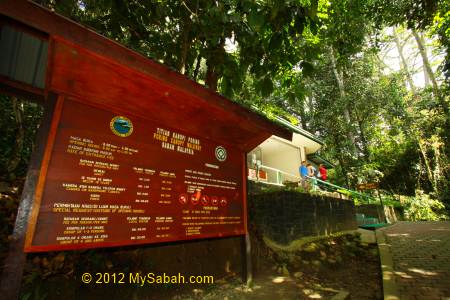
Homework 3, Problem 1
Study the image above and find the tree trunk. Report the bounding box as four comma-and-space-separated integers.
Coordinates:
193, 53, 202, 81
299, 97, 308, 130
412, 29, 449, 196
356, 117, 370, 159
332, 133, 350, 187
178, 21, 192, 75
205, 38, 225, 91
205, 62, 219, 91
7, 97, 25, 174
393, 27, 416, 93
417, 138, 437, 194
411, 29, 439, 96
328, 46, 356, 153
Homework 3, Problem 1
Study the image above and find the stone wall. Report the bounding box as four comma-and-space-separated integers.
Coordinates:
248, 191, 358, 245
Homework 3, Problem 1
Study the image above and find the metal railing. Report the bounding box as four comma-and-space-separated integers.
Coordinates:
248, 165, 378, 203
305, 176, 378, 203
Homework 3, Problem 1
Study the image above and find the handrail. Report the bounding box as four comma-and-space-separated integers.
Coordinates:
250, 165, 378, 204
305, 176, 378, 203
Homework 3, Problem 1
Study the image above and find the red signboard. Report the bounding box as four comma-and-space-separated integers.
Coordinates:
25, 98, 245, 252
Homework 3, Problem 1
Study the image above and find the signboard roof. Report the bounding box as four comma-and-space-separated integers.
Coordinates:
0, 0, 292, 151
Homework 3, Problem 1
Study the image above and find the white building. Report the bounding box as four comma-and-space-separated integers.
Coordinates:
247, 117, 334, 186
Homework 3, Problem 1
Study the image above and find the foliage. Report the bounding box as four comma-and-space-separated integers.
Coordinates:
402, 190, 448, 220
38, 0, 320, 95
0, 95, 43, 180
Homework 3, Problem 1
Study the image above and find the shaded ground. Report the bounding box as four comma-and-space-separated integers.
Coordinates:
175, 233, 383, 300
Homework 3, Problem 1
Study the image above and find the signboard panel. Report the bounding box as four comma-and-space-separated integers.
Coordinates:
356, 182, 379, 191
25, 98, 245, 252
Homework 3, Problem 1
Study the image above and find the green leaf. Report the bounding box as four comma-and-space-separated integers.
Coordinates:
247, 11, 265, 32
260, 76, 274, 97
269, 33, 283, 50
294, 15, 306, 34
300, 61, 314, 76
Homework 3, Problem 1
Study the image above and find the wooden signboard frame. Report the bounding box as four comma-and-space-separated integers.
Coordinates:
0, 1, 292, 298
24, 96, 249, 252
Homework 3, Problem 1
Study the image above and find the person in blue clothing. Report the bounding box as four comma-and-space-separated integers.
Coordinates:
299, 161, 308, 188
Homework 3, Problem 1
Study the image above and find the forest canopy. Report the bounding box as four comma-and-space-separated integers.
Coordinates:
1, 0, 449, 218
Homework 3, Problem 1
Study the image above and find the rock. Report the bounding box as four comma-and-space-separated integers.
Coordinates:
344, 241, 353, 247
32, 256, 41, 264
282, 265, 290, 276
54, 253, 65, 263
41, 257, 50, 268
0, 182, 14, 194
105, 260, 113, 269
303, 243, 318, 253
312, 260, 321, 267
287, 254, 299, 264
192, 289, 204, 296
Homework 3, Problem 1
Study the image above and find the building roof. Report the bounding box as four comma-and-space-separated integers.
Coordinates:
0, 0, 292, 152
307, 153, 335, 169
274, 116, 324, 145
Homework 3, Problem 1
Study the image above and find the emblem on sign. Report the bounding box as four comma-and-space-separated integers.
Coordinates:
110, 116, 133, 137
215, 146, 227, 162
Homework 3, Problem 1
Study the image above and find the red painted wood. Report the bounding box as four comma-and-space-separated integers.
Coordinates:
48, 38, 279, 151
24, 96, 65, 249
25, 99, 246, 252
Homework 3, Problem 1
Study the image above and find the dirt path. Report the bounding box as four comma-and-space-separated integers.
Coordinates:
177, 234, 383, 300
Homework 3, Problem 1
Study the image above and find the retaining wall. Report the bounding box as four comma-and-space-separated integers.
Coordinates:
248, 191, 358, 245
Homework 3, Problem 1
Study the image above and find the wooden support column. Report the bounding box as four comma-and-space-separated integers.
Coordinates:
242, 153, 253, 287
245, 233, 253, 287
0, 94, 58, 299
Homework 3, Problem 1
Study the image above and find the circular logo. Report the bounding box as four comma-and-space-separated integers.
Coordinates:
110, 116, 133, 137
201, 195, 209, 206
215, 146, 227, 162
211, 196, 219, 206
179, 194, 188, 205
190, 194, 199, 205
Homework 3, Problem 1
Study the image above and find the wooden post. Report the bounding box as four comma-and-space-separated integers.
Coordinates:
376, 188, 386, 223
0, 94, 57, 299
245, 233, 253, 287
242, 153, 253, 287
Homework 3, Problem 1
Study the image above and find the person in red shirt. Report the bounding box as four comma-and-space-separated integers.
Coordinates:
319, 164, 327, 181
